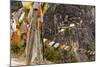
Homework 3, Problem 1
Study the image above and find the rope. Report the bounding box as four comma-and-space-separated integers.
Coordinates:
43, 38, 95, 55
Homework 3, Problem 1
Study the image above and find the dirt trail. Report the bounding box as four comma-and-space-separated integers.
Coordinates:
11, 58, 26, 66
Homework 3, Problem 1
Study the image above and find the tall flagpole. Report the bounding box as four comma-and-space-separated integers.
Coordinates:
25, 7, 35, 65
25, 2, 43, 65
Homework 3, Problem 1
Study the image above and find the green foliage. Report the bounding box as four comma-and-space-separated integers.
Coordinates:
44, 45, 78, 63
44, 46, 63, 63
11, 38, 26, 56
67, 51, 78, 62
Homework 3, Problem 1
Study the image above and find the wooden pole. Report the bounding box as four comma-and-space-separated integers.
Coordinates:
25, 2, 43, 65
25, 8, 35, 65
